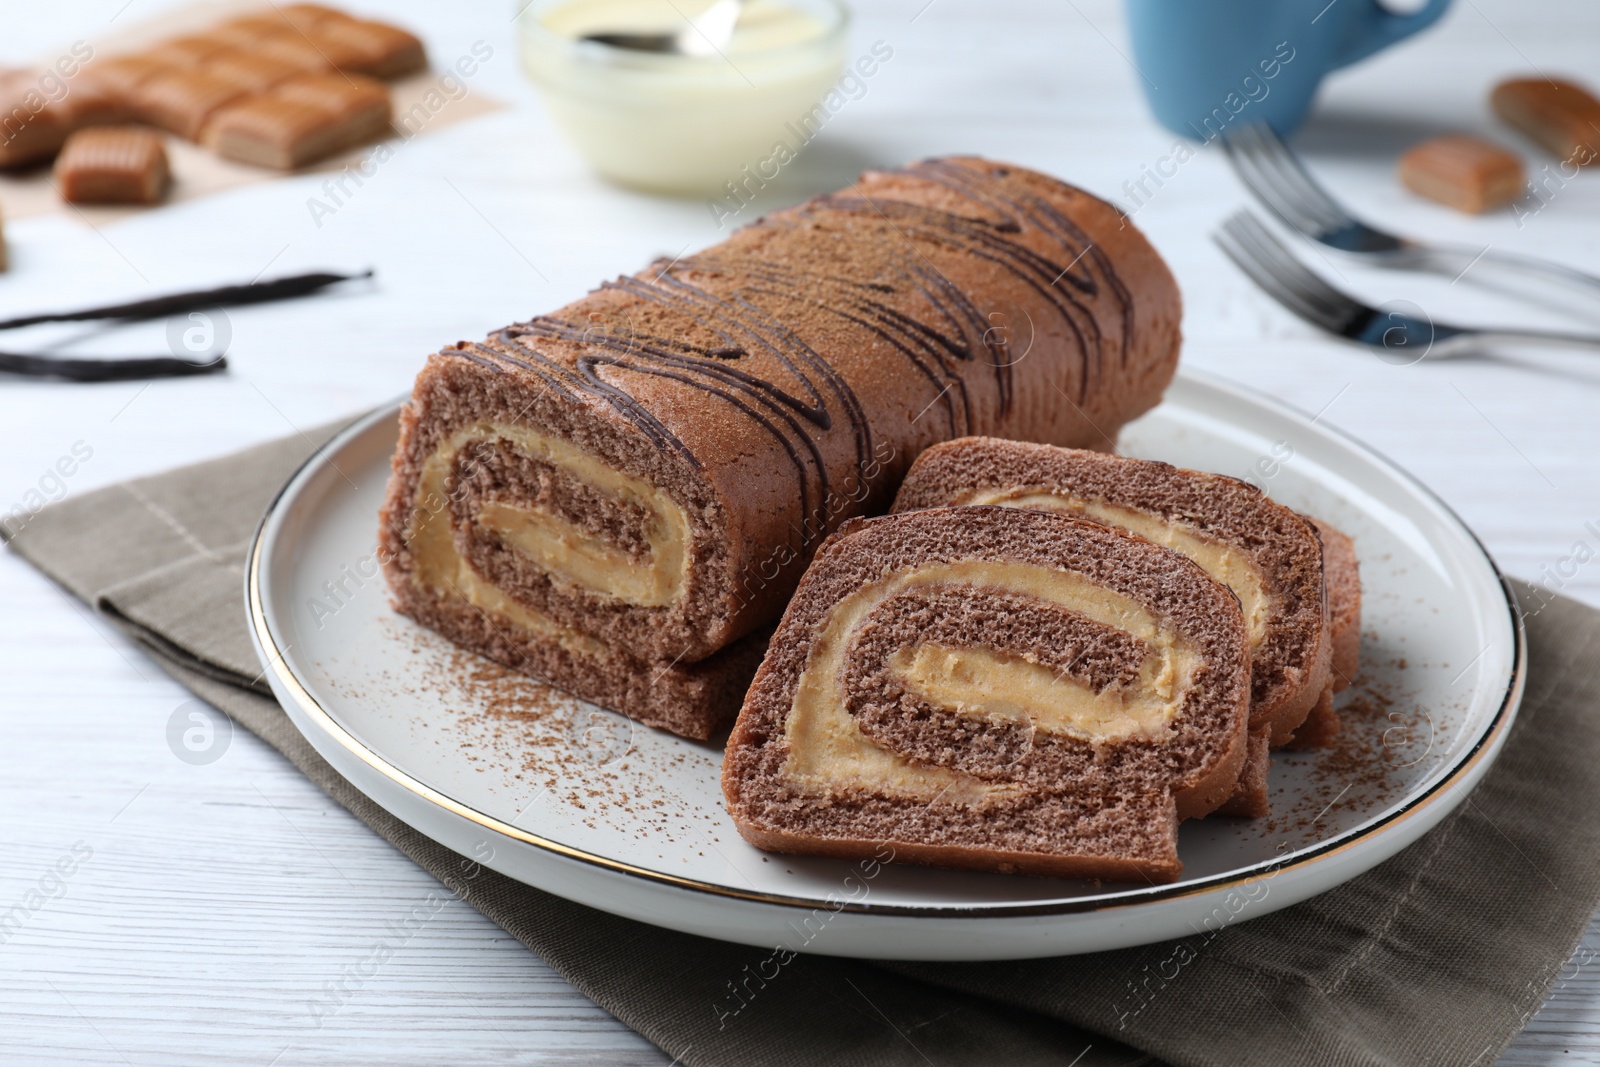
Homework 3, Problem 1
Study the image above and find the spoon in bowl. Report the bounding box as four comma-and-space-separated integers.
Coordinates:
581, 0, 745, 56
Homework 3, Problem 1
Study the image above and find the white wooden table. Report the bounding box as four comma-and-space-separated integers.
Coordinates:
2, 0, 1597, 1062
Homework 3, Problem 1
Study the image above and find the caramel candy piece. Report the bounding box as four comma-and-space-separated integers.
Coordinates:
135, 69, 248, 140
316, 19, 428, 78
203, 50, 302, 93
53, 127, 170, 204
1398, 135, 1525, 214
1492, 77, 1600, 166
204, 72, 391, 169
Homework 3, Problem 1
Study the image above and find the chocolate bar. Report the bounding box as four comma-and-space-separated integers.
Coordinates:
204, 72, 391, 169
7, 5, 427, 180
135, 68, 248, 140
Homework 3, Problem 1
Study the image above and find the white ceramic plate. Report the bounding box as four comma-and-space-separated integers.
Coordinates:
246, 370, 1523, 961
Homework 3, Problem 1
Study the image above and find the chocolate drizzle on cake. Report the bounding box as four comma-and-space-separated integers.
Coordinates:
443, 158, 1142, 552
866, 157, 1139, 396
507, 266, 876, 538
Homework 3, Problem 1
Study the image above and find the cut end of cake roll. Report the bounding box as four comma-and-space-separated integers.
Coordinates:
892, 437, 1336, 752
721, 507, 1251, 883
379, 342, 745, 662
378, 348, 758, 738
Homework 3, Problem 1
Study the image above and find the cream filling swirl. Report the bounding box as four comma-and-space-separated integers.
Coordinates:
959, 488, 1273, 647
781, 560, 1199, 803
407, 422, 692, 651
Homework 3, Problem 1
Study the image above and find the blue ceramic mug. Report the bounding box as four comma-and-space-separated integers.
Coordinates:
1125, 0, 1454, 139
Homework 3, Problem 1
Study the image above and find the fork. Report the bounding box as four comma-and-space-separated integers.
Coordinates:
1220, 121, 1600, 299
1214, 212, 1600, 358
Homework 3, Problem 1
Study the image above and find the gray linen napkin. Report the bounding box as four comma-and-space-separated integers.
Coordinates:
8, 419, 1600, 1067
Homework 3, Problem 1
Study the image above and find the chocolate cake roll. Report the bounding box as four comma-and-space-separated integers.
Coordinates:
380, 157, 1182, 737
721, 507, 1251, 883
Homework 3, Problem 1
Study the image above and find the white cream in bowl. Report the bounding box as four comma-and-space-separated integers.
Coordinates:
520, 0, 849, 195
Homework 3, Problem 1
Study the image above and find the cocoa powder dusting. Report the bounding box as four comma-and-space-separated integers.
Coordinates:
324, 619, 732, 850
1261, 653, 1445, 843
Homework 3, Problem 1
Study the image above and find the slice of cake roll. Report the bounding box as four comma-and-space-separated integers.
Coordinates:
381, 158, 1184, 738
893, 438, 1353, 815
722, 507, 1251, 882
